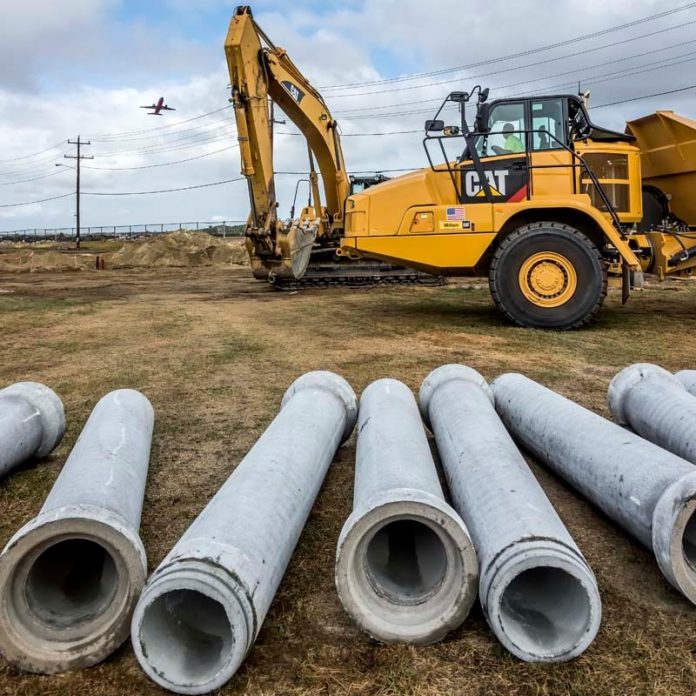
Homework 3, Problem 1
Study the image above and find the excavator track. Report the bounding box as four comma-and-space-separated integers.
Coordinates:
270, 262, 446, 290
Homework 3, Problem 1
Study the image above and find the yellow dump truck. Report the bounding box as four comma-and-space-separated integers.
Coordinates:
226, 6, 696, 329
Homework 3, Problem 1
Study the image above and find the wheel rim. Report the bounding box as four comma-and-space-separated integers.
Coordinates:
518, 252, 577, 308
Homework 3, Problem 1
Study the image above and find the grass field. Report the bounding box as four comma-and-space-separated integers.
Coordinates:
1, 267, 696, 695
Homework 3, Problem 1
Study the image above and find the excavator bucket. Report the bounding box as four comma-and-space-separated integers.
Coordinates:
626, 111, 696, 226
246, 222, 318, 281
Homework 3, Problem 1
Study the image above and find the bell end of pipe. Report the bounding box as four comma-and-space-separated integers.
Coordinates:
652, 471, 696, 605
282, 371, 358, 442
335, 490, 479, 645
484, 540, 601, 663
0, 382, 66, 458
419, 364, 492, 427
131, 558, 254, 695
608, 363, 680, 425
0, 509, 147, 674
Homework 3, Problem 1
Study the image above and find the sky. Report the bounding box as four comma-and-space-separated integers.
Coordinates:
0, 0, 695, 232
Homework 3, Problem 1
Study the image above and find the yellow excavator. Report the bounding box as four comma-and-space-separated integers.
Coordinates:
225, 5, 696, 329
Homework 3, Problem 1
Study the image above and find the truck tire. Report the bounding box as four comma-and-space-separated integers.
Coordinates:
489, 222, 607, 330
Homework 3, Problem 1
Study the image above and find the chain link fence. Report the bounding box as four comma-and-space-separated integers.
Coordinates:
0, 221, 247, 243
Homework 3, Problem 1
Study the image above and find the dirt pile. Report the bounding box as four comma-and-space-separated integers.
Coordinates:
0, 233, 249, 273
0, 250, 95, 273
105, 232, 249, 269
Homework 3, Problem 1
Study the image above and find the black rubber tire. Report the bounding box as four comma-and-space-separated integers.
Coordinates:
489, 222, 607, 330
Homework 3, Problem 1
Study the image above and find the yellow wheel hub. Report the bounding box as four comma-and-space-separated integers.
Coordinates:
519, 252, 577, 308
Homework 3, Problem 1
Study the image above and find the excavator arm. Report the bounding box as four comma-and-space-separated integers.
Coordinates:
225, 5, 350, 279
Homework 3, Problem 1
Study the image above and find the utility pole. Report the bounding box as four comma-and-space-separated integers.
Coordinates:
65, 136, 93, 249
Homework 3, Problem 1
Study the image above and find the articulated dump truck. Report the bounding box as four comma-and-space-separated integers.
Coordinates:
225, 5, 696, 329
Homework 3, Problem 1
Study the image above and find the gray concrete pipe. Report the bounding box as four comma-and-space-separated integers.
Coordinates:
676, 370, 696, 397
0, 389, 154, 673
335, 378, 478, 645
131, 371, 357, 695
420, 365, 601, 662
0, 381, 65, 477
609, 363, 696, 464
492, 372, 696, 605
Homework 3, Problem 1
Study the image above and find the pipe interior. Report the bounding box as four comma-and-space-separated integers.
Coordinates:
499, 566, 591, 656
25, 538, 119, 628
681, 510, 696, 571
365, 519, 448, 604
139, 589, 234, 687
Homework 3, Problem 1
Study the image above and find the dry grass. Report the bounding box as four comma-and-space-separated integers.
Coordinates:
1, 268, 696, 695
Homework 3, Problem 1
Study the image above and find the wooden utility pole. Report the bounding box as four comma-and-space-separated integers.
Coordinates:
65, 137, 93, 249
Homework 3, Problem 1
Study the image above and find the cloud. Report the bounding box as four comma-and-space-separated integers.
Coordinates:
0, 0, 695, 232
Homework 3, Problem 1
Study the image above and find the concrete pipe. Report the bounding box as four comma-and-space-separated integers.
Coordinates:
0, 381, 65, 477
420, 365, 601, 663
0, 389, 154, 674
131, 371, 357, 695
609, 363, 696, 464
336, 378, 478, 645
676, 370, 696, 397
493, 373, 696, 606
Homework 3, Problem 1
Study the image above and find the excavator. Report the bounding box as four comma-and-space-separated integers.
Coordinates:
225, 5, 696, 329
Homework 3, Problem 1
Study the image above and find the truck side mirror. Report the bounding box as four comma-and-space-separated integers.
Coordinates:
425, 119, 445, 133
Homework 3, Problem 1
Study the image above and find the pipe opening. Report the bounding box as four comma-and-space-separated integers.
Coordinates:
681, 511, 696, 571
25, 539, 118, 628
365, 519, 447, 604
499, 567, 591, 656
139, 590, 234, 688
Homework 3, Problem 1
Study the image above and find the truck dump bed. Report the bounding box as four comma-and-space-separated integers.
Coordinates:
626, 111, 696, 227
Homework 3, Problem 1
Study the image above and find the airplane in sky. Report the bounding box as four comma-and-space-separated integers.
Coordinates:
140, 97, 176, 115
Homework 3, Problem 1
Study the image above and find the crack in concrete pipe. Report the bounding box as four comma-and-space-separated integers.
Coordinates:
420, 365, 601, 662
0, 382, 66, 477
0, 389, 154, 674
335, 378, 478, 645
609, 363, 696, 464
131, 371, 357, 695
676, 370, 696, 397
492, 372, 696, 606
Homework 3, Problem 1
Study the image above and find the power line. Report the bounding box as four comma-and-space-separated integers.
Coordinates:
87, 105, 233, 141
0, 192, 74, 208
0, 142, 66, 164
320, 2, 696, 90
0, 168, 71, 187
594, 82, 696, 108
83, 144, 240, 171
83, 177, 246, 196
337, 33, 696, 116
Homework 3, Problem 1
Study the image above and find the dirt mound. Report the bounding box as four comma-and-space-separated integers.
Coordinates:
105, 232, 249, 269
0, 232, 249, 273
0, 250, 95, 273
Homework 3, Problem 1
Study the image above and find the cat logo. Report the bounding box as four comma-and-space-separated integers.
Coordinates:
281, 80, 305, 104
464, 169, 508, 198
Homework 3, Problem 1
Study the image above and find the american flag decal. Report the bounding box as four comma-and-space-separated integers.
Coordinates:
446, 207, 466, 221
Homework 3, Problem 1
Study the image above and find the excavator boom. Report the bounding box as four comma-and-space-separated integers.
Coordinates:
225, 6, 349, 279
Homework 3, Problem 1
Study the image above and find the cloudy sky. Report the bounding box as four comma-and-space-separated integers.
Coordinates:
1, 0, 695, 232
